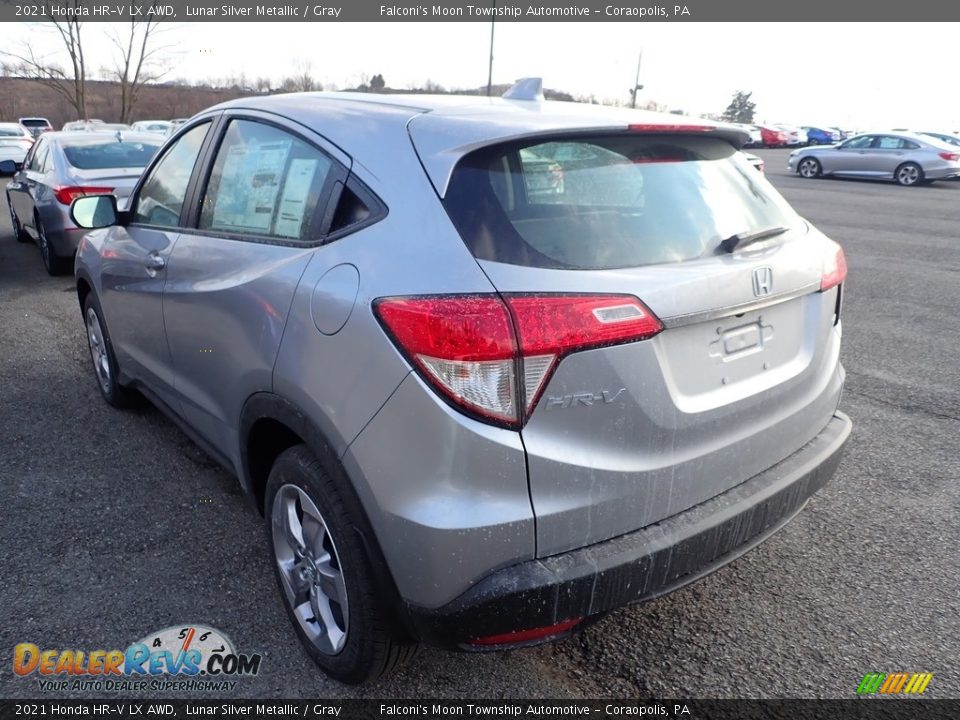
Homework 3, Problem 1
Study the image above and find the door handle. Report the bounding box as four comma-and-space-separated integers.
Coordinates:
144, 253, 166, 271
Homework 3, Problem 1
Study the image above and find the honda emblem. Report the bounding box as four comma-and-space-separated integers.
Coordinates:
752, 266, 773, 297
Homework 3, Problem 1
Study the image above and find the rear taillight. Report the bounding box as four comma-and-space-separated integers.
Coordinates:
938, 151, 960, 162
54, 186, 113, 205
374, 294, 663, 429
820, 240, 847, 292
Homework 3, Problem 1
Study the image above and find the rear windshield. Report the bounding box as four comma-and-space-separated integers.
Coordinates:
20, 119, 48, 127
62, 140, 161, 170
444, 134, 803, 270
0, 127, 24, 137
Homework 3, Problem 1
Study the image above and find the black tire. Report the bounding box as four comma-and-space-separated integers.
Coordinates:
895, 162, 924, 187
82, 293, 136, 408
808, 137, 819, 146
265, 445, 417, 684
37, 214, 72, 275
7, 195, 29, 243
797, 157, 822, 179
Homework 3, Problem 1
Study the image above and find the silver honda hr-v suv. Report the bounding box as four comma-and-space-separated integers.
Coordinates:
71, 84, 851, 684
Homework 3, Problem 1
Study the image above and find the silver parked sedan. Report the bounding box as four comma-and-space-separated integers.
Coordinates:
69, 85, 850, 683
788, 131, 960, 186
5, 131, 162, 274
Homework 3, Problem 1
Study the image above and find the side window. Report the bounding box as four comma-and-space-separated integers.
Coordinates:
28, 140, 48, 172
199, 119, 333, 243
877, 136, 902, 150
39, 145, 55, 173
901, 139, 920, 150
843, 136, 873, 150
133, 122, 210, 227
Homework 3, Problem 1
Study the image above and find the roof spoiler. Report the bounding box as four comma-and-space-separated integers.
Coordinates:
502, 77, 544, 102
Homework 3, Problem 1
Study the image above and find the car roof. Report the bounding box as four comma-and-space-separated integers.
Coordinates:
205, 91, 748, 196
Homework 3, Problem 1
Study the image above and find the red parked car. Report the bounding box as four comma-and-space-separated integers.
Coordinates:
759, 126, 788, 148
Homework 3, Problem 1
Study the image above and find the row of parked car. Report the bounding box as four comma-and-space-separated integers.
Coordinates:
736, 123, 853, 148
13, 116, 190, 139
0, 116, 188, 172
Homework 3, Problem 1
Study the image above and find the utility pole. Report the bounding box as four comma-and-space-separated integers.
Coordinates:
630, 49, 644, 109
486, 2, 496, 96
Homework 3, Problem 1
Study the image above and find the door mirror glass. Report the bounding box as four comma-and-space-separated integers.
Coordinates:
71, 195, 119, 229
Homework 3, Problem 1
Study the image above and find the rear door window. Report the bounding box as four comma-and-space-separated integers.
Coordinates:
444, 134, 802, 270
199, 119, 334, 243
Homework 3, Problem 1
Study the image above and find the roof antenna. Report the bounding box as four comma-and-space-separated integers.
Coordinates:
502, 77, 544, 102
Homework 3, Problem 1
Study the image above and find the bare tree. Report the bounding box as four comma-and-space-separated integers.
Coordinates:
286, 58, 320, 92
107, 8, 176, 123
0, 2, 89, 119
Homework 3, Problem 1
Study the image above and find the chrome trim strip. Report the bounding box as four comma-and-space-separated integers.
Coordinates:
661, 282, 821, 329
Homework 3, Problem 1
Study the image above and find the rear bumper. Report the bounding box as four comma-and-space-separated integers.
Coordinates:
404, 411, 852, 649
924, 165, 960, 180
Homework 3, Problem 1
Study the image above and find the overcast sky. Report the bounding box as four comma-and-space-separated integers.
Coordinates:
2, 21, 958, 130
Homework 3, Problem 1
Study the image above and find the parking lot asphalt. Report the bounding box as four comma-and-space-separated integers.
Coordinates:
1, 148, 958, 700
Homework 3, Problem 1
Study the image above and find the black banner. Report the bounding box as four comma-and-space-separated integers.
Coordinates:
0, 0, 952, 23
2, 700, 960, 720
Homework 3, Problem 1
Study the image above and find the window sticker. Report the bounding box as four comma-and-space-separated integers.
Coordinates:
274, 157, 321, 239
211, 139, 292, 233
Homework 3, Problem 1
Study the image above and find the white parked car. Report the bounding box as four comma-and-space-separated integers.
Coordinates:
0, 123, 34, 168
131, 120, 173, 135
775, 125, 807, 146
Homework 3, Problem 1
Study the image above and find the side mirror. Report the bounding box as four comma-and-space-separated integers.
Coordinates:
71, 194, 119, 229
0, 159, 17, 174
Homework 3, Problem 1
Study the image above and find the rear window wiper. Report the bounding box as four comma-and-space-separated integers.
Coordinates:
718, 225, 789, 254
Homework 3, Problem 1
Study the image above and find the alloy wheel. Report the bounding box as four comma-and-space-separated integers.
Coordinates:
799, 159, 820, 178
272, 484, 350, 656
37, 219, 50, 267
897, 164, 920, 186
85, 307, 112, 395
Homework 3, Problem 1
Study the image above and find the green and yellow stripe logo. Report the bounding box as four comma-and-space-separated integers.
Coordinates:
857, 672, 933, 695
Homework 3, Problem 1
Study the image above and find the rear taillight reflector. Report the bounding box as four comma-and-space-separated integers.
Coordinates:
374, 294, 663, 429
820, 240, 847, 292
55, 186, 113, 205
469, 617, 583, 647
938, 152, 960, 162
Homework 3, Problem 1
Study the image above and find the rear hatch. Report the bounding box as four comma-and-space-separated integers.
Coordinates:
410, 111, 846, 557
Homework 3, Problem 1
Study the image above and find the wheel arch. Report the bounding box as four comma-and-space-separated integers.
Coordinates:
239, 391, 413, 634
76, 273, 93, 314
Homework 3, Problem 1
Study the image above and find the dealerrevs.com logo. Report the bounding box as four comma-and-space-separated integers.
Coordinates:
14, 625, 262, 692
